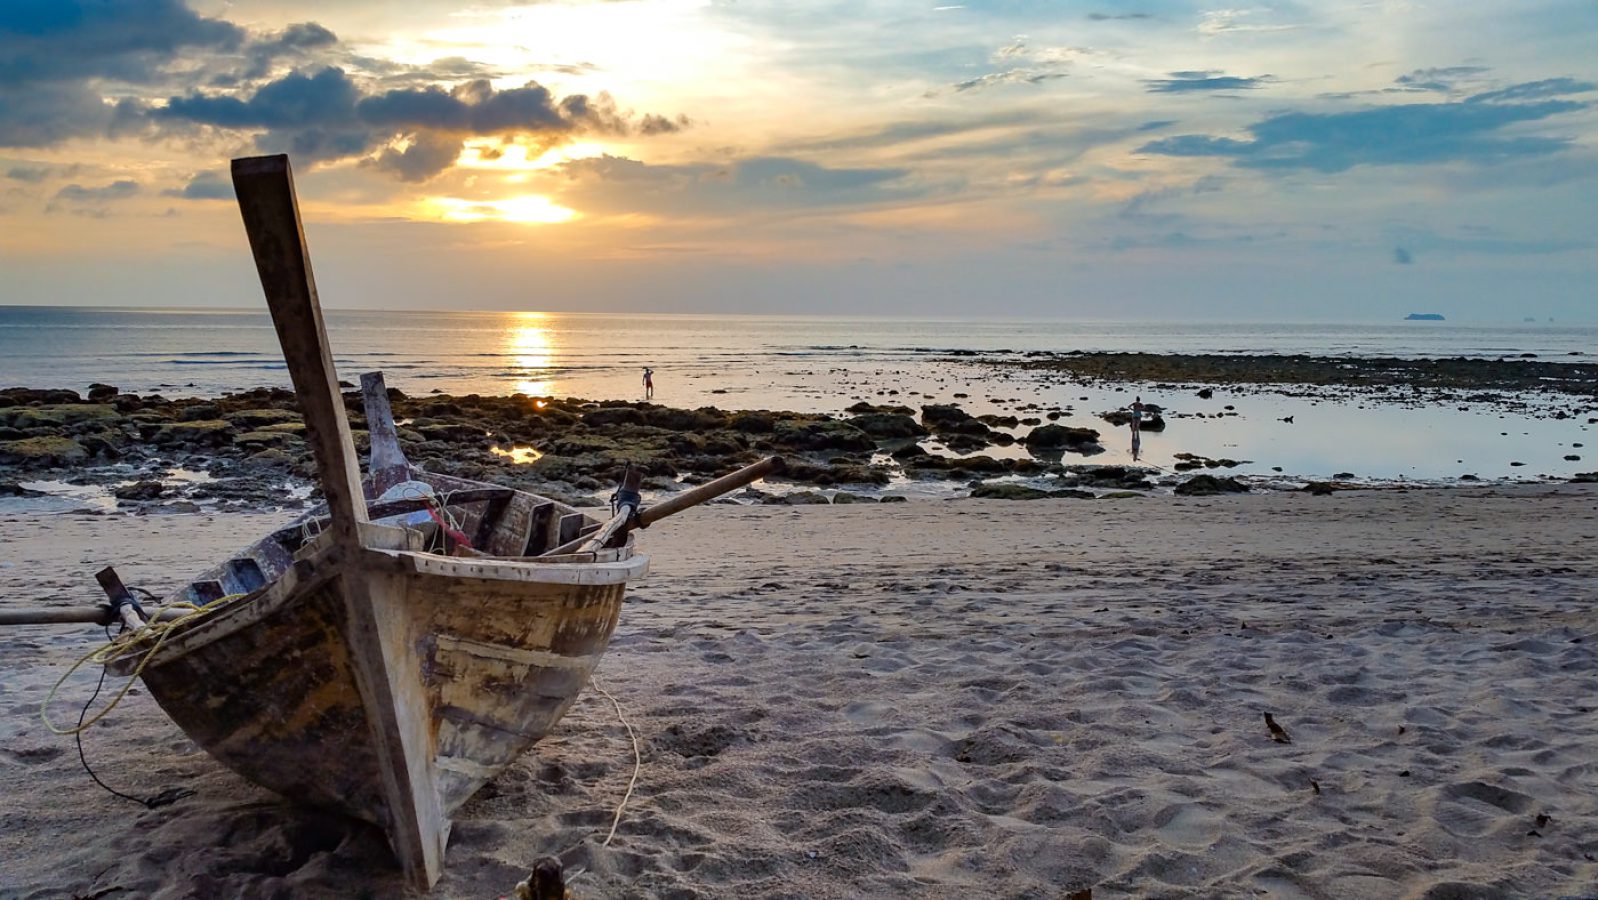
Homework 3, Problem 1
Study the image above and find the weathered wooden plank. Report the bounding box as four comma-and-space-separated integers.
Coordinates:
524, 501, 554, 554
359, 372, 411, 495
232, 154, 444, 890
557, 512, 585, 548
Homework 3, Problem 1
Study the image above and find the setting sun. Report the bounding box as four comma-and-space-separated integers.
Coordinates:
425, 195, 578, 224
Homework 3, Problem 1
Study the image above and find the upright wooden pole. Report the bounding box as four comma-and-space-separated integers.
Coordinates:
360, 371, 412, 495
231, 154, 445, 890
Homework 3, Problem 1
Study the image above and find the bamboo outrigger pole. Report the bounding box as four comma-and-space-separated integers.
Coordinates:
231, 154, 446, 890
540, 455, 787, 557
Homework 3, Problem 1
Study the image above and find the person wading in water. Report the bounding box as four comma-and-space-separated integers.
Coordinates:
642, 367, 654, 399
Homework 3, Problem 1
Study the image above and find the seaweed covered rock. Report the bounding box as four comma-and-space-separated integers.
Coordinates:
970, 483, 1050, 500
772, 419, 875, 453
1175, 474, 1249, 496
1023, 424, 1102, 452
847, 413, 927, 439
0, 436, 88, 466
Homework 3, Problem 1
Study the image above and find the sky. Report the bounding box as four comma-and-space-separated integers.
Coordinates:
1, 0, 1595, 321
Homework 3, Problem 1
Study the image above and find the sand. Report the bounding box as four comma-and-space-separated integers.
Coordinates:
2, 487, 1596, 898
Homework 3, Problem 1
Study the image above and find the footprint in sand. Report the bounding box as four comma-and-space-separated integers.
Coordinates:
1153, 803, 1221, 849
1429, 781, 1536, 837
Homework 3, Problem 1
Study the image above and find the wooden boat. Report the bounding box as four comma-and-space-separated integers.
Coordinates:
72, 155, 782, 890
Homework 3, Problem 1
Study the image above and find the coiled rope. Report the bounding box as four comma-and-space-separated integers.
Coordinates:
41, 594, 245, 736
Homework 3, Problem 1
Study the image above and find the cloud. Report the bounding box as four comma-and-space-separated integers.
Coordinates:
154, 67, 681, 181
0, 0, 242, 88
50, 178, 139, 209
163, 171, 233, 200
236, 22, 339, 80
1088, 12, 1151, 20
369, 132, 463, 182
1393, 66, 1491, 94
1197, 9, 1300, 36
0, 4, 681, 178
1138, 87, 1589, 172
639, 114, 691, 135
1468, 77, 1597, 104
947, 70, 1067, 94
1144, 71, 1272, 93
552, 154, 914, 216
5, 165, 49, 182
1394, 246, 1413, 264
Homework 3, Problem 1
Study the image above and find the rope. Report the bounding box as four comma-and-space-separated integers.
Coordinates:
71, 625, 196, 809
40, 594, 246, 736
591, 679, 641, 847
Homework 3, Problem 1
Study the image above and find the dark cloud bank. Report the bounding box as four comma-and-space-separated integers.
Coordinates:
1139, 78, 1595, 172
0, 0, 689, 184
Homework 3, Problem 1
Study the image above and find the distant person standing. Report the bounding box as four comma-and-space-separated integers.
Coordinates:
642, 367, 654, 399
1129, 396, 1145, 434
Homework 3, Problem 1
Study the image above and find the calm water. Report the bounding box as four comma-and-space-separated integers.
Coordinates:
1, 306, 1594, 483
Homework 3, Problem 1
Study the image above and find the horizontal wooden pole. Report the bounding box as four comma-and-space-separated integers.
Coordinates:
638, 455, 787, 528
539, 456, 786, 557
0, 607, 186, 627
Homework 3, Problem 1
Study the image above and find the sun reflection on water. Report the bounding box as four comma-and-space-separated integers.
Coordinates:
490, 445, 544, 464
507, 312, 558, 396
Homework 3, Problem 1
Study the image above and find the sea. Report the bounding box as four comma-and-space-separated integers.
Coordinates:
2, 305, 1594, 487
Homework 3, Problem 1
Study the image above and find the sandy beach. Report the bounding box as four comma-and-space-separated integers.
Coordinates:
2, 486, 1595, 898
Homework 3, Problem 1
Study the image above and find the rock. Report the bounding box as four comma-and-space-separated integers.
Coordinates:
225, 408, 302, 429
639, 406, 726, 432
245, 449, 294, 466
729, 412, 775, 433
772, 419, 875, 453
1197, 388, 1214, 399
113, 480, 166, 501
1303, 482, 1336, 495
1332, 471, 1356, 480
784, 491, 832, 505
920, 404, 976, 430
1023, 424, 1102, 450
3, 404, 118, 429
889, 443, 928, 461
879, 495, 907, 503
235, 430, 301, 449
848, 413, 927, 439
1570, 472, 1598, 483
1459, 474, 1480, 482
86, 383, 119, 401
970, 483, 1050, 500
179, 403, 223, 421
0, 436, 88, 466
154, 420, 235, 447
1564, 454, 1581, 461
1, 481, 44, 497
1175, 474, 1249, 496
0, 388, 81, 406
584, 406, 645, 427
1098, 491, 1145, 499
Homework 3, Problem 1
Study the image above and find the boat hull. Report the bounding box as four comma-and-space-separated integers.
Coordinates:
133, 529, 646, 833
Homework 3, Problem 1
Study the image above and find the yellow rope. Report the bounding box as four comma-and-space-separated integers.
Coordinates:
591, 679, 641, 847
41, 594, 247, 736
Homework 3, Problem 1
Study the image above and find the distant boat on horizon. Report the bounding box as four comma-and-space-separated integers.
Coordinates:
1404, 313, 1446, 321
